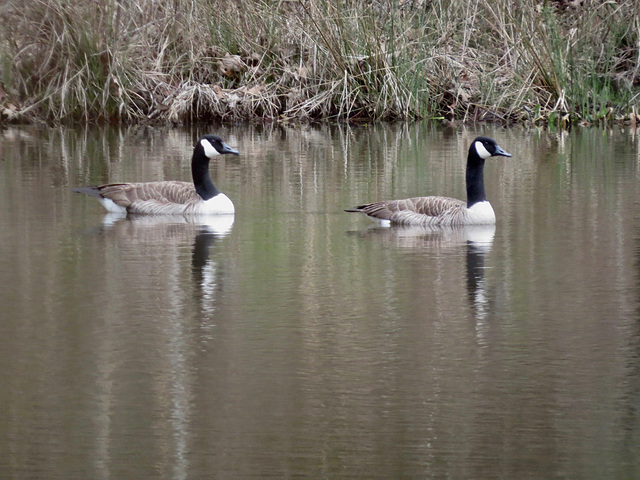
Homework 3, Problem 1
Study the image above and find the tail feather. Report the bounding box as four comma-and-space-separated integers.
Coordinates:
73, 186, 104, 198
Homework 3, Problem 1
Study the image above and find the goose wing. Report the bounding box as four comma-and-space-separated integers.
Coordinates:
348, 196, 467, 226
90, 182, 201, 214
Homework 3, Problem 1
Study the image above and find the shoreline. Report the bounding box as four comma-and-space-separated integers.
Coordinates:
1, 0, 638, 128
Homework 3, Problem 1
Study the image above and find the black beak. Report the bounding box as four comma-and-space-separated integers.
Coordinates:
494, 145, 512, 157
220, 141, 239, 155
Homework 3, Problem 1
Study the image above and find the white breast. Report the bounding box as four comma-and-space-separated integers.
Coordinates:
464, 201, 496, 225
197, 193, 235, 215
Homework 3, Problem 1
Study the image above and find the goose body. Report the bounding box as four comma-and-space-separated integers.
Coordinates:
74, 134, 239, 215
345, 137, 511, 227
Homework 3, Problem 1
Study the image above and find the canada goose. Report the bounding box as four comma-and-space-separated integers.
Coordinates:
345, 136, 511, 226
74, 134, 239, 215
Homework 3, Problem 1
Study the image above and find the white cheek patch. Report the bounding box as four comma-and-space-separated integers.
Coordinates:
201, 139, 220, 158
474, 141, 491, 159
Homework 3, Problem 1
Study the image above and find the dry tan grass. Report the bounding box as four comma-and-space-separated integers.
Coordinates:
0, 0, 638, 125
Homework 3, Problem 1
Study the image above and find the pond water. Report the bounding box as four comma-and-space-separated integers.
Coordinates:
1, 123, 639, 478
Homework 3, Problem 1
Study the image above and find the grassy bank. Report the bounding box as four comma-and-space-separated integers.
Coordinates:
1, 0, 639, 126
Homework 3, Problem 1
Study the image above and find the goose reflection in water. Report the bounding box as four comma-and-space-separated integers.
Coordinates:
190, 227, 224, 316
89, 213, 233, 317
101, 212, 235, 236
350, 223, 494, 251
463, 226, 494, 342
349, 224, 495, 341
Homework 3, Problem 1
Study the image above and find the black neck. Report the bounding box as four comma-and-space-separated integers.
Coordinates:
192, 149, 220, 201
466, 148, 487, 207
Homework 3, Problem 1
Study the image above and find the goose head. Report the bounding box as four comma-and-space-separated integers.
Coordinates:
192, 135, 239, 201
472, 136, 512, 160
465, 137, 511, 210
197, 134, 240, 158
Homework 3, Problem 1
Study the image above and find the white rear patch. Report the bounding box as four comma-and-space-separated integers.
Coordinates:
201, 138, 220, 158
363, 214, 391, 227
474, 141, 491, 159
99, 197, 127, 214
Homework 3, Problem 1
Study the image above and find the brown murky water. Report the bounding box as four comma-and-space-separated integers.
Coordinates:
1, 124, 639, 478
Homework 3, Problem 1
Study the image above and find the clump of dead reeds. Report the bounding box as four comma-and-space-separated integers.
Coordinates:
0, 0, 638, 125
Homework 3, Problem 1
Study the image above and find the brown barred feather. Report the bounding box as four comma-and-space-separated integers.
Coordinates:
350, 196, 468, 226
94, 182, 202, 214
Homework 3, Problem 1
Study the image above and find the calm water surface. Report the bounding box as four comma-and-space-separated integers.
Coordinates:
1, 124, 639, 478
